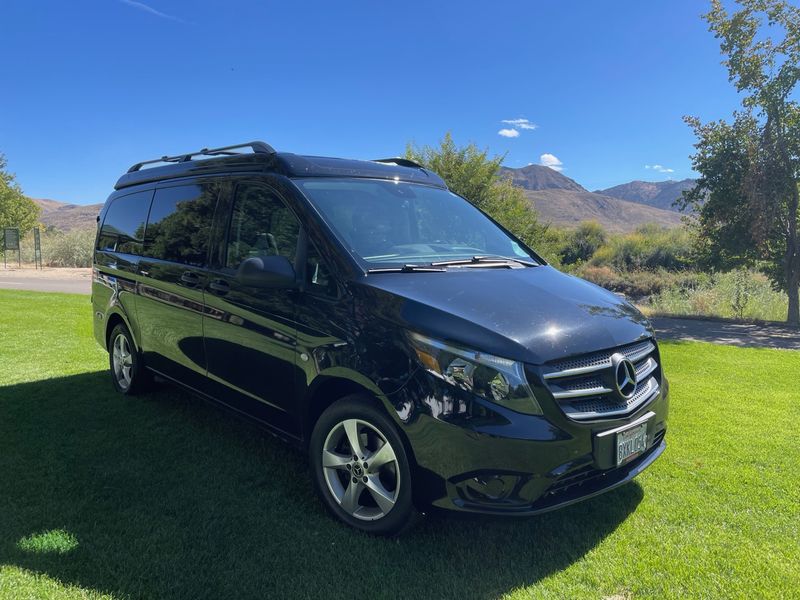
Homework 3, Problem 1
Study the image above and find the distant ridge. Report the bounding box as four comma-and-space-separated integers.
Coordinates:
596, 179, 696, 212
499, 165, 684, 232
499, 164, 586, 192
32, 198, 102, 231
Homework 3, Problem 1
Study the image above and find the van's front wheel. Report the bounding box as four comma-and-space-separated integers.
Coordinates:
310, 396, 417, 536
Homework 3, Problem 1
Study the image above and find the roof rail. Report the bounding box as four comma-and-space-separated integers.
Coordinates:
372, 157, 426, 170
127, 141, 276, 173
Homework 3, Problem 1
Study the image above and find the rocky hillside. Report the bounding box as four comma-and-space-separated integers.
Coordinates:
32, 198, 102, 231
596, 179, 696, 212
520, 188, 683, 233
499, 164, 586, 192
500, 166, 684, 232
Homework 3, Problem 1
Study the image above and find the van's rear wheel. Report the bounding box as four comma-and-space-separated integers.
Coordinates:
108, 323, 150, 395
310, 396, 417, 536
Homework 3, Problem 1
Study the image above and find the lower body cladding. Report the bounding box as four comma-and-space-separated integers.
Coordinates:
393, 371, 669, 515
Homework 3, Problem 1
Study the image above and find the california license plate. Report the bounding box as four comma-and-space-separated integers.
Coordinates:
616, 423, 648, 466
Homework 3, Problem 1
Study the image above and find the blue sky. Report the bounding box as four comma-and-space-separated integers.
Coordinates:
1, 0, 747, 204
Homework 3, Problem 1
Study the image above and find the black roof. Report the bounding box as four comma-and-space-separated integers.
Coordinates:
114, 141, 447, 191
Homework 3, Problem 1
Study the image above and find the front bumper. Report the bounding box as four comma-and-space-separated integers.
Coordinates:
445, 436, 665, 517
393, 369, 669, 515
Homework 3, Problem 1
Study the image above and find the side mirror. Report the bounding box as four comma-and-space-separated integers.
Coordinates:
236, 255, 297, 289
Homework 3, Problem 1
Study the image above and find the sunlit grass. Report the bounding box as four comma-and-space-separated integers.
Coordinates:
0, 289, 798, 599
17, 530, 79, 555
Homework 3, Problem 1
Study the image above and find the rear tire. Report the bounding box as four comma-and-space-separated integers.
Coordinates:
108, 323, 150, 395
310, 395, 417, 536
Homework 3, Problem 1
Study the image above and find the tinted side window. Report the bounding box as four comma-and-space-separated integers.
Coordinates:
226, 184, 299, 270
143, 183, 219, 266
97, 191, 151, 254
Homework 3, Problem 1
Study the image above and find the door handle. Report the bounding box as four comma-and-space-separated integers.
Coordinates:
208, 279, 230, 295
180, 271, 200, 286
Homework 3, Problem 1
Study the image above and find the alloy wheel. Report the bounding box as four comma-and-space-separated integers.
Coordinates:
322, 418, 400, 521
112, 333, 133, 391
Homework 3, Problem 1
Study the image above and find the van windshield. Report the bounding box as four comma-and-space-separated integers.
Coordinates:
295, 178, 539, 268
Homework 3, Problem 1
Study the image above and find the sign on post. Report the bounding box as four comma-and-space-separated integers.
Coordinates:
3, 228, 21, 268
33, 228, 42, 270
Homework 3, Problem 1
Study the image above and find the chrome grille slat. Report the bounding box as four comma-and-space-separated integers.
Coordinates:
552, 386, 613, 400
563, 378, 659, 420
541, 338, 661, 420
543, 340, 655, 380
635, 356, 657, 382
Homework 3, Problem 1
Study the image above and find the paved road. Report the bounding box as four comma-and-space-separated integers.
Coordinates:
651, 316, 800, 350
0, 274, 91, 295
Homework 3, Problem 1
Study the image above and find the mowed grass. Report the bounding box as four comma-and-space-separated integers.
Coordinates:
0, 289, 798, 600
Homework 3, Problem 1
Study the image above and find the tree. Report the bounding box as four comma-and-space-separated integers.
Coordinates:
0, 153, 40, 235
683, 0, 800, 324
680, 113, 762, 269
405, 133, 559, 262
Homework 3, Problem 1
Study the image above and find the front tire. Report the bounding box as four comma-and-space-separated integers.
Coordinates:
310, 396, 417, 536
108, 323, 150, 395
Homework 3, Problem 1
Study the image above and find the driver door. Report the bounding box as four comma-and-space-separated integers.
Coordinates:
202, 180, 302, 436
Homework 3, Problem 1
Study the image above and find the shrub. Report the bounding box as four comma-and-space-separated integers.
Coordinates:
645, 268, 787, 322
577, 265, 701, 299
41, 229, 95, 267
560, 221, 606, 266
590, 224, 693, 271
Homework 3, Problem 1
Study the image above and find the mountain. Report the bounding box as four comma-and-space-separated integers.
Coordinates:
520, 189, 683, 232
499, 164, 586, 192
596, 179, 696, 212
32, 198, 102, 231
500, 166, 684, 232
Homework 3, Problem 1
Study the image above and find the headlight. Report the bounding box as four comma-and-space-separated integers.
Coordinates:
408, 332, 543, 415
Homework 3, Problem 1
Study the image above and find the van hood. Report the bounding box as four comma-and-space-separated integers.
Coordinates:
356, 265, 654, 365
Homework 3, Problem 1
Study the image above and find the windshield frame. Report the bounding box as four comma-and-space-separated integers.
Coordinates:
290, 176, 546, 273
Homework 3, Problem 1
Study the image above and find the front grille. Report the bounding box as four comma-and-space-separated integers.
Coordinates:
540, 338, 661, 420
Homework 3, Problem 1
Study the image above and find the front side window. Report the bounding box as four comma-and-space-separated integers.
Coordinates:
143, 183, 219, 266
294, 179, 536, 268
97, 191, 151, 254
226, 183, 300, 270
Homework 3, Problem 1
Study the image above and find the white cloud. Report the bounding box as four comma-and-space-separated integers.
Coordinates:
540, 153, 564, 171
498, 128, 520, 138
645, 164, 675, 174
502, 118, 537, 130
119, 0, 186, 23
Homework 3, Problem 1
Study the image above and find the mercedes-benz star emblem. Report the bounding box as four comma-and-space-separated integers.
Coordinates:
611, 353, 637, 400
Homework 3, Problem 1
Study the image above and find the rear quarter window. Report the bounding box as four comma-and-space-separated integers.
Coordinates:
96, 191, 152, 254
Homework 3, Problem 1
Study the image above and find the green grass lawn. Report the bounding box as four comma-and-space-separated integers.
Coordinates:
0, 289, 798, 599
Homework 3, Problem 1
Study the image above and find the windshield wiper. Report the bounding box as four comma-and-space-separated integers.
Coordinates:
367, 264, 447, 273
430, 255, 538, 268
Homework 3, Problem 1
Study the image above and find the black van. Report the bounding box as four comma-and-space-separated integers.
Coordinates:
92, 141, 668, 535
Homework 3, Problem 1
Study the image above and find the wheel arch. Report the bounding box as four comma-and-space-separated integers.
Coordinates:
105, 310, 139, 352
302, 374, 418, 469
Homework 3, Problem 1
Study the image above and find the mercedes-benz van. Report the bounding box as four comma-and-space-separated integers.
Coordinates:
92, 141, 668, 535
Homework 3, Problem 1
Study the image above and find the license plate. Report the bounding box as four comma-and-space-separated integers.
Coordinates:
616, 423, 648, 466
